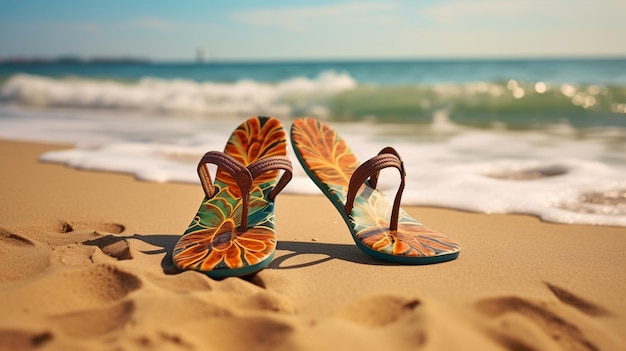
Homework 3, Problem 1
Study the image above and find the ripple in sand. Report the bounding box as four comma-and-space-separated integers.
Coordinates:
484, 164, 568, 180
477, 296, 599, 351
544, 282, 611, 317
0, 228, 35, 246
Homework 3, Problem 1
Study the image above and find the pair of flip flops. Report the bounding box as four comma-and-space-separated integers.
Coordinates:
172, 117, 460, 278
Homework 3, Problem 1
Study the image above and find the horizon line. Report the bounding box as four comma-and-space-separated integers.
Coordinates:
1, 53, 626, 65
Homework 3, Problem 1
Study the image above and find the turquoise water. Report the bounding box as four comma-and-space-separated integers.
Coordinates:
1, 58, 625, 129
2, 58, 625, 85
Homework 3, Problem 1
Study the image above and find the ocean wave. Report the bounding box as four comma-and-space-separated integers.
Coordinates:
0, 71, 356, 118
1, 72, 625, 129
330, 80, 626, 128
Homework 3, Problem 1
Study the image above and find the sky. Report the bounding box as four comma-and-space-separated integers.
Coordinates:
1, 0, 625, 61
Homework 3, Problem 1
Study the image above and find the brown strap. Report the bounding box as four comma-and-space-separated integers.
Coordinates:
247, 155, 293, 201
197, 151, 251, 198
197, 151, 253, 230
197, 151, 292, 230
344, 147, 405, 231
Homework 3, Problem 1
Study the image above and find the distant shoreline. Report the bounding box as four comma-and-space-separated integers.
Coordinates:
0, 56, 151, 65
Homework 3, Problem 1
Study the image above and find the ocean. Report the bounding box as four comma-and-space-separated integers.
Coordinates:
1, 58, 625, 226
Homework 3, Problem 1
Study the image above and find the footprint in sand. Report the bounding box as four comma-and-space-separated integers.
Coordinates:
0, 330, 53, 350
146, 270, 215, 293
134, 332, 193, 350
83, 235, 133, 260
475, 283, 613, 351
67, 264, 142, 304
55, 221, 136, 262
2, 263, 142, 317
0, 261, 143, 346
0, 228, 50, 283
58, 220, 125, 235
0, 220, 131, 282
44, 220, 131, 263
213, 277, 298, 314
52, 300, 135, 339
0, 221, 147, 346
332, 295, 421, 328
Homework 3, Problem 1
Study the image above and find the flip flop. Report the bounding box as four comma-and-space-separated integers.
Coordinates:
173, 116, 292, 278
290, 118, 460, 264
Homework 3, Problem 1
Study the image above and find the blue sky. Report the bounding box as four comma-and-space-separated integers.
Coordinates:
1, 0, 624, 61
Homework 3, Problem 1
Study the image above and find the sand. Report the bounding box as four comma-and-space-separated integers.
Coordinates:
0, 139, 625, 351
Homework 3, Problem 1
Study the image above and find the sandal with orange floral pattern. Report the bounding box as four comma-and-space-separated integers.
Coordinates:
173, 116, 292, 278
290, 118, 460, 264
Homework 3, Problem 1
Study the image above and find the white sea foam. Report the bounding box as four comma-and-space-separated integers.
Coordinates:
1, 105, 625, 227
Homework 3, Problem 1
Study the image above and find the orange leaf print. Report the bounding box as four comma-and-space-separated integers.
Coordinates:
216, 117, 287, 197
291, 118, 358, 188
